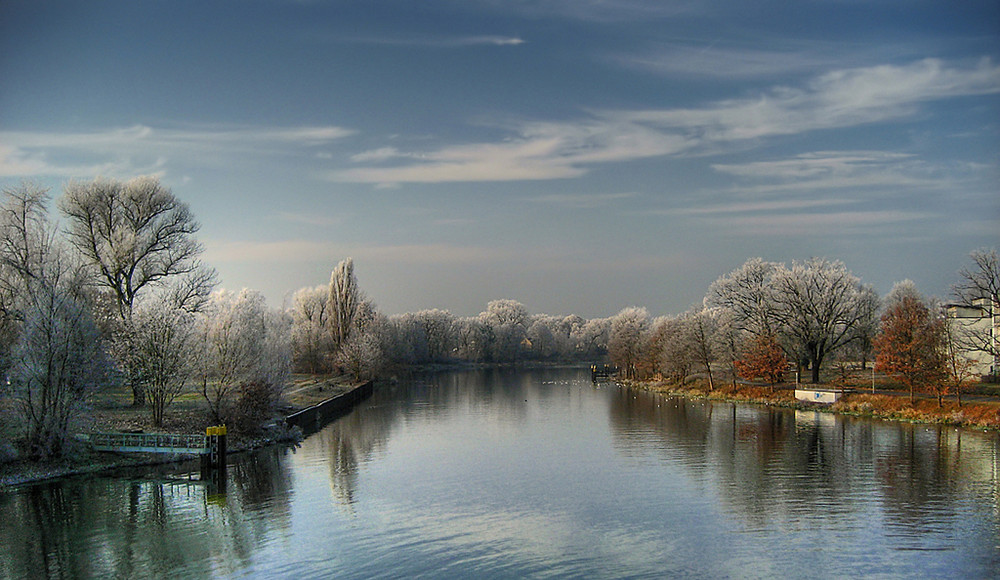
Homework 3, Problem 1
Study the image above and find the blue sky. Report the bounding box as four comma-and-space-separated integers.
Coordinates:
2, 0, 998, 318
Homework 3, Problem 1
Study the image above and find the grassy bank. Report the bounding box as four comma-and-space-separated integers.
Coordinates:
627, 378, 1000, 431
0, 374, 362, 490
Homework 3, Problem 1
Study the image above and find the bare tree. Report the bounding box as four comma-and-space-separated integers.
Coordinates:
125, 297, 196, 427
0, 182, 53, 379
708, 257, 876, 384
952, 248, 1000, 368
415, 309, 455, 362
771, 259, 877, 383
59, 176, 215, 405
59, 176, 211, 319
688, 308, 719, 390
289, 285, 332, 373
1, 183, 111, 457
196, 289, 290, 426
706, 258, 781, 336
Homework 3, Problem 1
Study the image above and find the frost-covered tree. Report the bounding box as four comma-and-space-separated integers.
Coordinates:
706, 258, 781, 336
337, 316, 388, 381
576, 317, 611, 360
708, 257, 876, 383
609, 307, 649, 380
59, 176, 214, 320
480, 299, 529, 362
884, 279, 924, 311
415, 309, 455, 362
125, 297, 197, 427
712, 309, 746, 389
59, 176, 215, 405
656, 315, 699, 383
289, 284, 332, 373
1, 183, 111, 457
770, 258, 877, 383
328, 258, 362, 354
196, 289, 291, 426
451, 316, 489, 361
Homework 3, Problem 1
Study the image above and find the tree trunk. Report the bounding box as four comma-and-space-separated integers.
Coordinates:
131, 381, 146, 407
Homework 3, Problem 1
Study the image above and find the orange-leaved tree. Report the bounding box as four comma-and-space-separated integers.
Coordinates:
874, 296, 947, 404
734, 332, 788, 390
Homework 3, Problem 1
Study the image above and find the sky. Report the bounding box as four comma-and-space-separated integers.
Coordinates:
1, 0, 998, 319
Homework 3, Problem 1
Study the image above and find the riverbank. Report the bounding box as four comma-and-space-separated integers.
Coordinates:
0, 376, 370, 490
626, 379, 1000, 431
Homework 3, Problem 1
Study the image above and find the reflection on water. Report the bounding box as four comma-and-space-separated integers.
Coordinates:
1, 368, 998, 578
0, 447, 293, 578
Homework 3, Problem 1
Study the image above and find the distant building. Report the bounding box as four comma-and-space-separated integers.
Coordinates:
945, 298, 998, 378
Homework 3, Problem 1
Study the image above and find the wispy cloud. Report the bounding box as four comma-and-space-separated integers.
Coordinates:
329, 34, 525, 48
645, 146, 987, 238
0, 124, 355, 178
332, 58, 1000, 186
610, 44, 847, 80
668, 198, 854, 216
708, 150, 966, 196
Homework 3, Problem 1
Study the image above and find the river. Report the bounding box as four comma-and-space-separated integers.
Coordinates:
2, 367, 999, 578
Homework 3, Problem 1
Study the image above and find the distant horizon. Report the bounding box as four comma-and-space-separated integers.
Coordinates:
3, 1, 997, 319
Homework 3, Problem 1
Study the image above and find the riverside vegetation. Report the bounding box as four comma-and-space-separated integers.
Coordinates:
1, 176, 998, 486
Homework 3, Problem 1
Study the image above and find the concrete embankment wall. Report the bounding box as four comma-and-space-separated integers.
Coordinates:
284, 380, 374, 435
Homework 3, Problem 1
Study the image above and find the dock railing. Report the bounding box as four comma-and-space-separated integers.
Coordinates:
84, 432, 209, 455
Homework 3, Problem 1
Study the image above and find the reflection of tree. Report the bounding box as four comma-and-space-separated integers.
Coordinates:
606, 384, 1000, 536
0, 447, 296, 578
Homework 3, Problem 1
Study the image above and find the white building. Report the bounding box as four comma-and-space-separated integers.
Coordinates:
946, 298, 998, 378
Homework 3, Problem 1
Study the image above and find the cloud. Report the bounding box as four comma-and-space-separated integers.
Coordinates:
668, 198, 853, 216
0, 124, 355, 179
707, 150, 970, 197
622, 58, 1000, 141
349, 147, 407, 163
332, 119, 688, 185
611, 44, 847, 80
333, 58, 1000, 186
330, 34, 525, 48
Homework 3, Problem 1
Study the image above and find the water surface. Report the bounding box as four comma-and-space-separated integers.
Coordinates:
2, 368, 998, 578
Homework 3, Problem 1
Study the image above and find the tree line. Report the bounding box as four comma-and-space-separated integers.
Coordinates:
2, 175, 996, 462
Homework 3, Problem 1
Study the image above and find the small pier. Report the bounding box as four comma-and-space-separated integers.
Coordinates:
82, 426, 228, 470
